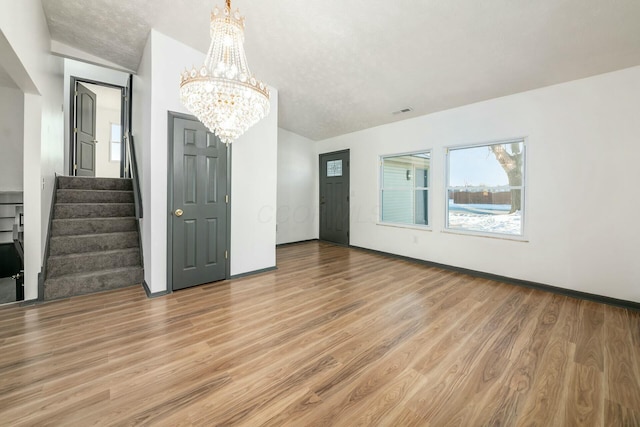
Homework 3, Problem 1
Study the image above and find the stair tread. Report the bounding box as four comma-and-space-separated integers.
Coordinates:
55, 202, 134, 205
50, 231, 137, 239
48, 247, 139, 260
45, 266, 143, 281
59, 176, 131, 180
52, 217, 137, 222
58, 178, 132, 183
57, 189, 133, 192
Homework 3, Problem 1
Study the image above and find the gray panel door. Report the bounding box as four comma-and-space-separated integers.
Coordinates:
319, 150, 350, 245
75, 83, 97, 177
171, 116, 228, 290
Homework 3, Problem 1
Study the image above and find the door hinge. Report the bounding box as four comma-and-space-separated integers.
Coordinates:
225, 194, 229, 204
224, 250, 228, 259
74, 164, 78, 170
73, 127, 78, 133
74, 90, 78, 96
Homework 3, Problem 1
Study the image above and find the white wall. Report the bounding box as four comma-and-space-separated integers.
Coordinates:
316, 66, 640, 303
134, 30, 279, 293
1, 0, 64, 300
39, 56, 64, 265
0, 86, 24, 191
230, 90, 278, 275
94, 106, 121, 178
132, 32, 152, 290
276, 128, 318, 244
83, 83, 121, 178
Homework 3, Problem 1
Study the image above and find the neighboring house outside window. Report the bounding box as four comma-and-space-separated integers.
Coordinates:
380, 151, 431, 226
110, 123, 122, 162
446, 139, 525, 237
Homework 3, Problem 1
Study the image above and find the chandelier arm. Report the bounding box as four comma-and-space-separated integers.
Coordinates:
226, 0, 231, 10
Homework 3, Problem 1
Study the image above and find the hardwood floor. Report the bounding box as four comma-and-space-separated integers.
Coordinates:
1, 241, 639, 426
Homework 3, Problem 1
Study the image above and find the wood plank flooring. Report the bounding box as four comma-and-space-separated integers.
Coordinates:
1, 241, 639, 426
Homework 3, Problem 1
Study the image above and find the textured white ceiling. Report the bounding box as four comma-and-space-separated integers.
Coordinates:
41, 0, 640, 141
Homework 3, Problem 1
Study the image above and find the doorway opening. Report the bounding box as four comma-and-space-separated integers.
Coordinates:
69, 78, 125, 178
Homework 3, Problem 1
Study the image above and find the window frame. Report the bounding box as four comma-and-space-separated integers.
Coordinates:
109, 122, 122, 162
445, 138, 527, 240
379, 149, 432, 229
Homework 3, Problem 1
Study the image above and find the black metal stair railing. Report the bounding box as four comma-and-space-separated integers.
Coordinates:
124, 133, 143, 219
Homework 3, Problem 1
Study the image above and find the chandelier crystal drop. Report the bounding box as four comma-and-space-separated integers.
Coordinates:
179, 0, 270, 144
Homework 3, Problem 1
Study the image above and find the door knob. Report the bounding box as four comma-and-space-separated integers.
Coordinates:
174, 209, 184, 217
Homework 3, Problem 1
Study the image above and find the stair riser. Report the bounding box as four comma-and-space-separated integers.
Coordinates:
54, 204, 134, 219
51, 218, 137, 237
47, 250, 141, 278
44, 268, 144, 300
56, 190, 134, 204
57, 177, 133, 191
50, 232, 139, 256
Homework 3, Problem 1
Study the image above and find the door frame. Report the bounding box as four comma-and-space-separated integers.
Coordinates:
68, 77, 127, 177
166, 111, 232, 292
319, 149, 350, 246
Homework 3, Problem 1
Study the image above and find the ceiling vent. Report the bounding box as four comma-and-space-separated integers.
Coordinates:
392, 107, 413, 115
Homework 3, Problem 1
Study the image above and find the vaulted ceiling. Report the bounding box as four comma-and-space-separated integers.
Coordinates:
41, 0, 640, 140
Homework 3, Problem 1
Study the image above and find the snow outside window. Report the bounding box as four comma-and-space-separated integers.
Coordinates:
110, 123, 122, 162
446, 139, 525, 236
380, 151, 430, 226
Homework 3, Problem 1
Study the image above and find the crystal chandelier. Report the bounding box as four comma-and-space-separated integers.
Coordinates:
179, 0, 270, 144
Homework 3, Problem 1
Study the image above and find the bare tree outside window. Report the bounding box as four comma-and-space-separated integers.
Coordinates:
447, 140, 525, 236
490, 142, 523, 213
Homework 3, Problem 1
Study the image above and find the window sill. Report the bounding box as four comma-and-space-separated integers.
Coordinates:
376, 222, 432, 232
441, 228, 528, 242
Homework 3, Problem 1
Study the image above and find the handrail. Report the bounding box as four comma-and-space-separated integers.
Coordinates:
125, 133, 143, 219
13, 239, 23, 265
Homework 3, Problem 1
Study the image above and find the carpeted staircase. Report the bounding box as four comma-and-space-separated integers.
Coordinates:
43, 176, 143, 300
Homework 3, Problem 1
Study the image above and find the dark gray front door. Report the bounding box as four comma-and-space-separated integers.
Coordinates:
75, 83, 97, 176
171, 116, 228, 290
319, 150, 350, 245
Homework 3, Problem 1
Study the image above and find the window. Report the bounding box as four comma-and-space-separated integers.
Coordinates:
110, 123, 122, 162
326, 160, 342, 177
446, 139, 525, 236
380, 151, 430, 226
